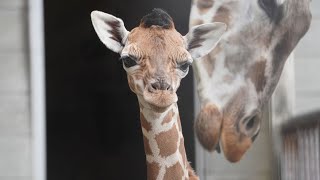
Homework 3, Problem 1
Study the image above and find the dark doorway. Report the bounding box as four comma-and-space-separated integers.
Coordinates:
45, 0, 194, 179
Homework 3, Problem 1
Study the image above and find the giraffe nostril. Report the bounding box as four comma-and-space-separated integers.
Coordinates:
161, 82, 171, 91
246, 117, 255, 131
151, 83, 159, 91
239, 115, 261, 141
150, 81, 171, 91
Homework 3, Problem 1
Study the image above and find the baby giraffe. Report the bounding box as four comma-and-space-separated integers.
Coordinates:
91, 9, 226, 180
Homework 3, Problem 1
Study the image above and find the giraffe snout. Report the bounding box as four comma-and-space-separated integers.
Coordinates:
149, 78, 173, 92
220, 115, 261, 163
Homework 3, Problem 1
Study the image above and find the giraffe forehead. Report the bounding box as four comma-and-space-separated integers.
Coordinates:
125, 27, 190, 62
128, 27, 185, 50
130, 26, 180, 37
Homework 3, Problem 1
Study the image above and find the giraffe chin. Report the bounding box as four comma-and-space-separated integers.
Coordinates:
143, 90, 178, 111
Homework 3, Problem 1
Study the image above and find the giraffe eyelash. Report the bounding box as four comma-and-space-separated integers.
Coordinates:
120, 55, 139, 68
177, 61, 192, 72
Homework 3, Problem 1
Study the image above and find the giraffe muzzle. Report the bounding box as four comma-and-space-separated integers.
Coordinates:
220, 115, 261, 162
149, 81, 172, 91
143, 83, 178, 109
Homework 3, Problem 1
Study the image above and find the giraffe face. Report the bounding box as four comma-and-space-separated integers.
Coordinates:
121, 27, 192, 109
192, 0, 311, 162
91, 9, 226, 110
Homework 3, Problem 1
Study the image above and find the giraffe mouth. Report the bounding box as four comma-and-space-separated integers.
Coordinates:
195, 103, 257, 162
143, 89, 178, 109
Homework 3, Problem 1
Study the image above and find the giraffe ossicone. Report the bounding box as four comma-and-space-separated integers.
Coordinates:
91, 8, 226, 179
190, 0, 311, 162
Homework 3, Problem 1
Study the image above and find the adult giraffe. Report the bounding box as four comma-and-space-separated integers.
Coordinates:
91, 8, 226, 179
190, 0, 312, 162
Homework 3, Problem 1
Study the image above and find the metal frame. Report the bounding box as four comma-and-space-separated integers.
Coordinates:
28, 0, 46, 179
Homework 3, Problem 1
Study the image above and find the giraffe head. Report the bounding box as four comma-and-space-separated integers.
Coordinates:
191, 0, 311, 162
91, 8, 226, 111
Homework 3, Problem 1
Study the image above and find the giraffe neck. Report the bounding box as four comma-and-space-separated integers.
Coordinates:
139, 103, 189, 180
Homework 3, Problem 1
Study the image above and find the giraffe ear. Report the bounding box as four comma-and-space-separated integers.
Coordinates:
91, 11, 129, 53
184, 23, 227, 59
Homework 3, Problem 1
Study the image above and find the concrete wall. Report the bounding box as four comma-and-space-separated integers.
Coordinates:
294, 1, 320, 115
0, 0, 32, 179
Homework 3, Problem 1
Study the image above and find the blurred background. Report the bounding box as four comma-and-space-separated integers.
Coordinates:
0, 0, 319, 180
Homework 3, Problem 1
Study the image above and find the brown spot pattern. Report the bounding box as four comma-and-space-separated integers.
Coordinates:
213, 6, 231, 26
202, 45, 222, 77
147, 162, 161, 180
272, 31, 294, 75
246, 59, 267, 92
161, 109, 175, 125
197, 0, 214, 14
163, 162, 184, 179
140, 112, 152, 132
197, 0, 214, 8
143, 135, 152, 155
155, 125, 179, 157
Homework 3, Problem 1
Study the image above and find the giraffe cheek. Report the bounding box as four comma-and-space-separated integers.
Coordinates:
127, 76, 136, 92
195, 103, 222, 152
135, 84, 144, 93
128, 81, 136, 92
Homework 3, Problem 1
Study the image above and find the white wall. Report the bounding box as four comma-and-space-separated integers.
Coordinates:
294, 2, 320, 115
0, 0, 32, 179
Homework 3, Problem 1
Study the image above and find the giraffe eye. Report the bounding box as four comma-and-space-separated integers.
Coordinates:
178, 61, 191, 72
121, 56, 138, 68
